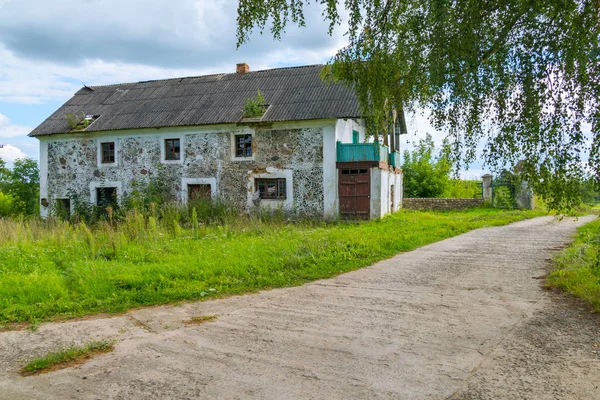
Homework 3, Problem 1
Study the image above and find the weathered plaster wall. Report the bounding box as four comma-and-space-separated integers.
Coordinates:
322, 125, 337, 219
335, 118, 367, 143
41, 122, 327, 216
370, 167, 403, 219
382, 169, 403, 215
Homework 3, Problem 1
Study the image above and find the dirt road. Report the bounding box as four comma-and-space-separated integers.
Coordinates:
1, 216, 599, 399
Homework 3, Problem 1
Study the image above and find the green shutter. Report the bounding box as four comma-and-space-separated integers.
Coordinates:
352, 130, 359, 144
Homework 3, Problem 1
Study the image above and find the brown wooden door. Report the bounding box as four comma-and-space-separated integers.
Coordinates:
188, 184, 212, 202
339, 168, 370, 219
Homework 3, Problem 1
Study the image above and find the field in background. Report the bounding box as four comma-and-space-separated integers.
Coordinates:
0, 208, 545, 327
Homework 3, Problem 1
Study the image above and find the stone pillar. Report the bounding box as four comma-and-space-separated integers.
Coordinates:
516, 181, 534, 209
482, 174, 493, 203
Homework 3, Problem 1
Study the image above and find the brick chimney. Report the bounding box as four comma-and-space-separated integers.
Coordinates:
236, 63, 250, 74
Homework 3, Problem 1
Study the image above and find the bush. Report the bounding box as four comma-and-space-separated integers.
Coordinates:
0, 192, 15, 216
402, 133, 452, 198
443, 179, 481, 198
242, 90, 267, 117
0, 158, 39, 216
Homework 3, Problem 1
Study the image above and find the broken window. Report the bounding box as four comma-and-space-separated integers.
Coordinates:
101, 142, 115, 164
55, 198, 71, 219
96, 187, 117, 207
256, 178, 286, 200
235, 134, 252, 157
188, 184, 212, 202
165, 138, 181, 160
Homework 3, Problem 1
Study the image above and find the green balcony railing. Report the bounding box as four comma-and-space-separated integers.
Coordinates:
337, 142, 390, 163
389, 151, 401, 169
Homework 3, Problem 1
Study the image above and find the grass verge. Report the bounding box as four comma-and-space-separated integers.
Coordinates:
20, 340, 115, 376
0, 208, 544, 326
547, 218, 600, 312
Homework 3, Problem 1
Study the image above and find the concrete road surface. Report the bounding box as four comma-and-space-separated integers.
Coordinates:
1, 216, 599, 399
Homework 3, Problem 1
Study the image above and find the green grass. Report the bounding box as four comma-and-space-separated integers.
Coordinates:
547, 218, 600, 311
0, 208, 544, 326
20, 340, 115, 376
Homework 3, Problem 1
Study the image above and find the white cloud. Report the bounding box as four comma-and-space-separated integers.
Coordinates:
0, 144, 27, 163
0, 113, 31, 138
0, 1, 347, 104
0, 113, 37, 161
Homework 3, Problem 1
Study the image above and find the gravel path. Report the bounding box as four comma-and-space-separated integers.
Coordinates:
1, 216, 598, 399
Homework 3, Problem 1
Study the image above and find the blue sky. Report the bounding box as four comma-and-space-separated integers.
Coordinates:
0, 0, 487, 178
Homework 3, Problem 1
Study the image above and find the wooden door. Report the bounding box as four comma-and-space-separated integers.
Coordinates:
339, 168, 370, 219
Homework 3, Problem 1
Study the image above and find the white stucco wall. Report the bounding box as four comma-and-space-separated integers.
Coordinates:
370, 168, 382, 219
322, 124, 338, 219
370, 167, 403, 219
380, 168, 391, 217
39, 140, 49, 218
335, 119, 367, 143
393, 172, 403, 211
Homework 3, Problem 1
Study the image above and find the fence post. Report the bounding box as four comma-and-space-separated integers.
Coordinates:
482, 174, 493, 203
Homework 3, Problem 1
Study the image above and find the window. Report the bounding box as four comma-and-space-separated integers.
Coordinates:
101, 142, 115, 164
165, 138, 181, 160
55, 198, 71, 219
341, 169, 368, 175
235, 134, 252, 158
96, 187, 117, 207
188, 184, 212, 202
256, 178, 286, 200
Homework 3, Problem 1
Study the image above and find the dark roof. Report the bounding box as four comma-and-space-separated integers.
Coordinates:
29, 64, 361, 137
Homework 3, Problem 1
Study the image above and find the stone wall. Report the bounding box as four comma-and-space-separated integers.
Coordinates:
403, 198, 483, 211
44, 125, 325, 216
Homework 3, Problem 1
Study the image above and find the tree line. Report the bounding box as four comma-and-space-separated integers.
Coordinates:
0, 158, 39, 217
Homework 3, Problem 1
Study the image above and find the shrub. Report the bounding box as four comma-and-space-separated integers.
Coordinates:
0, 191, 15, 216
402, 133, 453, 198
0, 158, 39, 216
443, 179, 481, 199
242, 90, 267, 117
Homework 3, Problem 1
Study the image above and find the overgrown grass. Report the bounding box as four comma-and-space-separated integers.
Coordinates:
20, 340, 115, 376
0, 208, 544, 326
547, 218, 600, 312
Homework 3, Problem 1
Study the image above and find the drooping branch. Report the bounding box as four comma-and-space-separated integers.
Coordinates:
236, 0, 600, 211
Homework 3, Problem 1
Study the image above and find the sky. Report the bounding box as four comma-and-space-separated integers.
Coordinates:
0, 0, 487, 178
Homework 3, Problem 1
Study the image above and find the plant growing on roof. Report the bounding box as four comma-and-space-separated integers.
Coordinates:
242, 90, 267, 118
65, 111, 92, 131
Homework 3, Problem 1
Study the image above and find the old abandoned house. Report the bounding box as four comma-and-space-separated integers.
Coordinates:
29, 64, 403, 219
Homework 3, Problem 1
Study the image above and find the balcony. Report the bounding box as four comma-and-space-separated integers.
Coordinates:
389, 150, 401, 169
336, 142, 389, 163
337, 142, 401, 169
